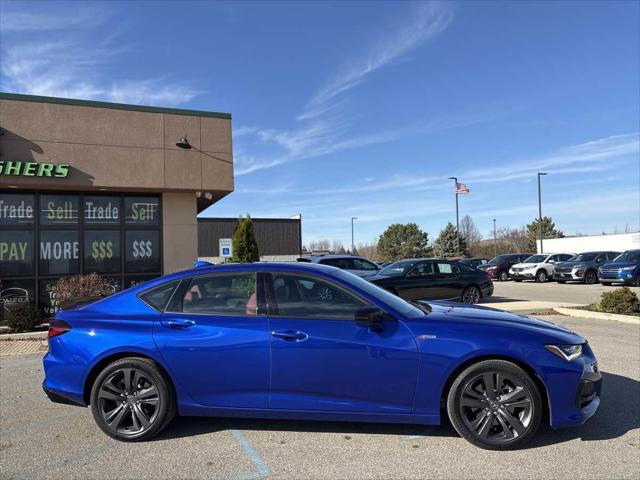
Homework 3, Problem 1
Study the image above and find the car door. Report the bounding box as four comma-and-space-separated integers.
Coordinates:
434, 261, 463, 300
399, 261, 438, 300
349, 257, 380, 278
153, 271, 270, 408
266, 272, 419, 414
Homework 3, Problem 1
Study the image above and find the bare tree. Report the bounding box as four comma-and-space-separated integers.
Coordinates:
308, 239, 331, 252
460, 215, 482, 251
356, 242, 379, 262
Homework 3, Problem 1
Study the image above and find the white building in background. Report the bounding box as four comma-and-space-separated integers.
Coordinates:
538, 232, 640, 254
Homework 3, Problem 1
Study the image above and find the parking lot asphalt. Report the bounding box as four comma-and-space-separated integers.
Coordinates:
1, 313, 639, 480
488, 280, 640, 306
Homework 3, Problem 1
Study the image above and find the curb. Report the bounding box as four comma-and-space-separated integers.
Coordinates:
554, 307, 640, 325
0, 331, 48, 340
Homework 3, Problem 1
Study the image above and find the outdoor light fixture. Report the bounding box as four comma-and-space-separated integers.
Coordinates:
176, 136, 192, 149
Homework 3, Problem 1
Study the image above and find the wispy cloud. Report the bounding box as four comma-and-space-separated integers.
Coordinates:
300, 1, 454, 121
234, 1, 456, 176
0, 6, 108, 32
0, 7, 199, 106
464, 133, 640, 183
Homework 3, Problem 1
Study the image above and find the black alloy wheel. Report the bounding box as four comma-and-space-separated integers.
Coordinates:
447, 360, 542, 450
90, 357, 175, 441
584, 270, 597, 285
535, 270, 548, 283
498, 271, 509, 282
462, 286, 481, 304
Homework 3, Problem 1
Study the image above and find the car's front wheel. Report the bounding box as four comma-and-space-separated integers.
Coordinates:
90, 357, 176, 441
498, 271, 508, 282
447, 359, 542, 450
535, 270, 548, 283
584, 270, 597, 285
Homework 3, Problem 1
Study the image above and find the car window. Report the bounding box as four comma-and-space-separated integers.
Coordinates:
179, 273, 257, 315
435, 262, 453, 274
561, 254, 573, 261
271, 274, 367, 319
351, 258, 378, 270
409, 261, 434, 276
139, 280, 180, 311
319, 258, 350, 269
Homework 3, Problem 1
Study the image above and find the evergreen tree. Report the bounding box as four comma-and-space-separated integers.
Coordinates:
377, 223, 430, 261
433, 222, 467, 257
231, 215, 260, 263
525, 216, 564, 252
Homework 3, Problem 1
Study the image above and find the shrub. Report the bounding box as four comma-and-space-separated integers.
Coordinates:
55, 274, 113, 310
597, 287, 639, 315
6, 303, 42, 332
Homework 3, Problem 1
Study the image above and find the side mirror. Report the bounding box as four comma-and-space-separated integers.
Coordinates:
354, 306, 389, 332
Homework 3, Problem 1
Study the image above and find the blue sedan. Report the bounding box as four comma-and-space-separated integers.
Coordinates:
43, 262, 601, 449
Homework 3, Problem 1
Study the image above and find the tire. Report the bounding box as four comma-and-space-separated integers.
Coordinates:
498, 271, 508, 282
584, 270, 597, 285
90, 357, 176, 441
462, 286, 481, 304
535, 270, 548, 283
447, 359, 542, 450
602, 282, 612, 286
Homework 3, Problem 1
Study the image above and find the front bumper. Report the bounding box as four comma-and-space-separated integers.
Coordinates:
509, 269, 535, 280
599, 273, 637, 284
554, 270, 582, 281
481, 282, 494, 297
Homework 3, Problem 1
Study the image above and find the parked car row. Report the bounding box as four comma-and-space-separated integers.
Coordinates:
296, 249, 640, 305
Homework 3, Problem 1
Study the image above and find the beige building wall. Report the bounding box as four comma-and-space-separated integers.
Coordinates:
162, 192, 198, 273
0, 93, 234, 275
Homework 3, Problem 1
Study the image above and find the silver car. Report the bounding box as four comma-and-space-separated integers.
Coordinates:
296, 254, 380, 278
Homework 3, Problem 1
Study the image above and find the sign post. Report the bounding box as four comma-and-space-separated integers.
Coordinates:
219, 238, 233, 263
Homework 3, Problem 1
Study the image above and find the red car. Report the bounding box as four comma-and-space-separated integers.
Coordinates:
478, 254, 530, 281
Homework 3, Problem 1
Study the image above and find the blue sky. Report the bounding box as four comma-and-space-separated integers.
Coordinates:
1, 0, 638, 247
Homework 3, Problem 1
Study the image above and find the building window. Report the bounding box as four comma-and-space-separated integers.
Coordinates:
0, 191, 162, 319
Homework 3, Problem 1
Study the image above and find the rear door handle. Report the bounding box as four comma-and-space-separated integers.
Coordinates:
271, 330, 309, 342
161, 319, 195, 329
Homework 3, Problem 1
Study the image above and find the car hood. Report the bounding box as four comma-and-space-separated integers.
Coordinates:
601, 262, 640, 269
557, 261, 590, 268
368, 273, 397, 282
477, 264, 498, 270
511, 262, 540, 269
416, 300, 583, 342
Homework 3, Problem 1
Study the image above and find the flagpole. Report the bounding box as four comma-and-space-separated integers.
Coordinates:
448, 176, 460, 256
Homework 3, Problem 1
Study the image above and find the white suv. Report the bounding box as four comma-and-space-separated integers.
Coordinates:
509, 253, 575, 283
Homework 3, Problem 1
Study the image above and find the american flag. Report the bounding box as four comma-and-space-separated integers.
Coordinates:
456, 182, 470, 195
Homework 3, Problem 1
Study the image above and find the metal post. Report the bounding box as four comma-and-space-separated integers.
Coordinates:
493, 219, 497, 257
448, 177, 459, 256
351, 217, 357, 254
537, 172, 547, 253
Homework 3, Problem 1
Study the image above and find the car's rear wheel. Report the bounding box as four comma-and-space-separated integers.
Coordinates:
462, 286, 481, 304
535, 270, 548, 283
498, 271, 508, 282
90, 357, 175, 441
584, 270, 597, 285
447, 360, 542, 450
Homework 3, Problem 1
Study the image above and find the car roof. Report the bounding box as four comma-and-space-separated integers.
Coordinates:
300, 254, 370, 261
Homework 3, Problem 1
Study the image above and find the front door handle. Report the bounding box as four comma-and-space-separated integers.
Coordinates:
271, 330, 309, 342
161, 319, 195, 329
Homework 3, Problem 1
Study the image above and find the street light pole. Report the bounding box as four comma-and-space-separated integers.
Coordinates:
351, 217, 357, 254
448, 177, 460, 256
493, 218, 497, 257
537, 172, 547, 253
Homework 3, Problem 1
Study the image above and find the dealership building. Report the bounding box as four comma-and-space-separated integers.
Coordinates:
0, 92, 234, 318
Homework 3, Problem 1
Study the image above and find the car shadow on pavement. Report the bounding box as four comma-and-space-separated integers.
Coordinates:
156, 371, 638, 448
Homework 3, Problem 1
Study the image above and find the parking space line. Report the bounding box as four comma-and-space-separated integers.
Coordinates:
228, 429, 271, 480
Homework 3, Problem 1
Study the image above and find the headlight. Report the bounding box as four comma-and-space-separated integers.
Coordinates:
545, 344, 583, 361
621, 265, 637, 271
523, 265, 535, 270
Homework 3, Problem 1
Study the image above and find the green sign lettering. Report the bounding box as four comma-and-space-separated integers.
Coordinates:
0, 161, 69, 178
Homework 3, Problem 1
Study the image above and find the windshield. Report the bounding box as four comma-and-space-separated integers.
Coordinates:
523, 255, 547, 263
613, 250, 640, 262
379, 260, 418, 277
487, 255, 512, 265
569, 253, 598, 262
333, 270, 426, 318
